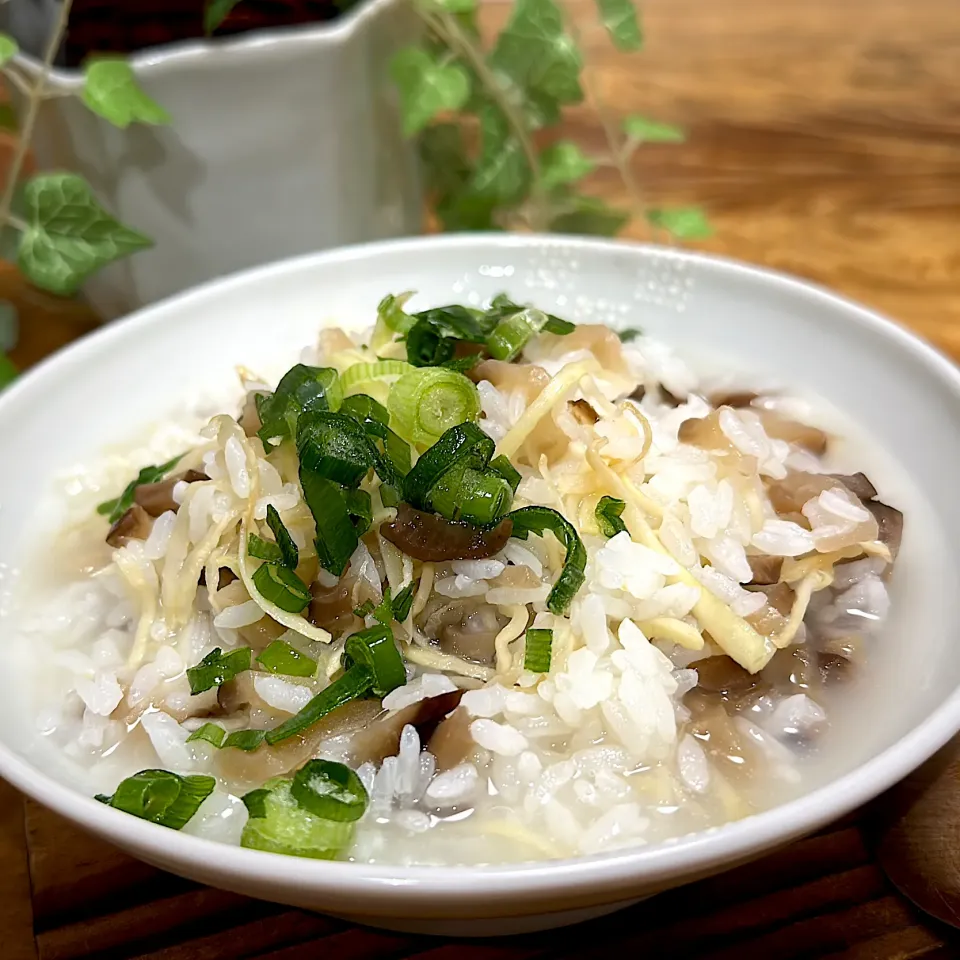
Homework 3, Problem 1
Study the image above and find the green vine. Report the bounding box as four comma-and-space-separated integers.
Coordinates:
0, 0, 710, 387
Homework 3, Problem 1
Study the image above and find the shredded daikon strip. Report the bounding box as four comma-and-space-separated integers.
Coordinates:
403, 640, 495, 682
640, 617, 704, 651
497, 359, 600, 459
586, 445, 775, 673
116, 551, 159, 669
493, 604, 529, 674
773, 570, 832, 648
237, 513, 332, 645
411, 563, 435, 618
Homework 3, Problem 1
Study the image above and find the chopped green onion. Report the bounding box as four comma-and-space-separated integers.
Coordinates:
97, 454, 183, 524
392, 583, 416, 622
484, 297, 575, 361
247, 534, 283, 563
265, 504, 299, 569
596, 496, 628, 537
187, 647, 252, 695
489, 454, 522, 493
296, 410, 374, 487
618, 327, 642, 342
186, 723, 227, 747
256, 639, 317, 678
486, 306, 552, 362
405, 305, 491, 368
223, 729, 267, 751
240, 777, 356, 859
256, 365, 342, 447
186, 724, 266, 751
241, 788, 271, 819
340, 359, 413, 395
427, 464, 513, 526
299, 469, 359, 577
96, 769, 215, 829
524, 628, 553, 673
291, 759, 369, 823
354, 599, 376, 619
344, 625, 406, 696
402, 422, 494, 509
388, 368, 481, 448
380, 482, 400, 508
340, 393, 390, 426
378, 292, 417, 335
252, 563, 311, 614
344, 488, 373, 535
442, 353, 483, 374
266, 663, 374, 745
508, 506, 587, 615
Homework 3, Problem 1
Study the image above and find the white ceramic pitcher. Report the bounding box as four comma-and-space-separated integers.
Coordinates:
1, 0, 423, 318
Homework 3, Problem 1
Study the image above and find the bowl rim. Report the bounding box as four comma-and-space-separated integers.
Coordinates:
3, 232, 959, 907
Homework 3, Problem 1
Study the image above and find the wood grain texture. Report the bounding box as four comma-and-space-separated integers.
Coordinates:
2, 0, 960, 957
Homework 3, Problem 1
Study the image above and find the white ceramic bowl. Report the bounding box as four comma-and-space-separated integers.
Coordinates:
2, 234, 960, 937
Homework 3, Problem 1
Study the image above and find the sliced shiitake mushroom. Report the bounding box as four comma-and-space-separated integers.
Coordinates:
381, 504, 513, 562
134, 469, 208, 517
106, 504, 153, 547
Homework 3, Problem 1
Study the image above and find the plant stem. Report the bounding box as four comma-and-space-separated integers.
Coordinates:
0, 66, 33, 99
560, 11, 650, 234
416, 3, 549, 230
0, 0, 74, 229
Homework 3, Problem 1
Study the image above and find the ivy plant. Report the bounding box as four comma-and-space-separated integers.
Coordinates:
207, 0, 709, 239
0, 0, 168, 384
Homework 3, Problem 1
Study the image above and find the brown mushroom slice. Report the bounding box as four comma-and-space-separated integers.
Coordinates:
423, 600, 507, 667
343, 690, 464, 767
381, 504, 513, 562
677, 410, 730, 451
755, 410, 829, 455
829, 472, 878, 502
865, 500, 904, 562
710, 391, 759, 409
744, 581, 795, 638
817, 652, 852, 686
307, 557, 378, 637
761, 644, 819, 694
766, 471, 849, 519
694, 655, 763, 698
570, 399, 599, 425
428, 706, 474, 772
134, 469, 208, 518
685, 694, 754, 782
214, 697, 385, 785
106, 504, 153, 547
747, 554, 782, 586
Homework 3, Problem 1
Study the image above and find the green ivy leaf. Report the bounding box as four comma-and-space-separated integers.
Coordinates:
489, 0, 582, 127
390, 48, 471, 137
0, 300, 18, 353
623, 115, 685, 143
0, 351, 16, 390
436, 192, 500, 231
17, 173, 153, 297
470, 103, 530, 204
540, 141, 595, 191
418, 122, 471, 197
205, 0, 242, 34
0, 33, 19, 66
646, 206, 712, 239
549, 194, 629, 236
82, 58, 171, 129
594, 0, 643, 51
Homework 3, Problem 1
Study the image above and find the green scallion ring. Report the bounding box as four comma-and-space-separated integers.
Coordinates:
252, 562, 311, 614
291, 759, 369, 823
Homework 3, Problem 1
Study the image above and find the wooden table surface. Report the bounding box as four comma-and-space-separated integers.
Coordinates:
3, 0, 960, 956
